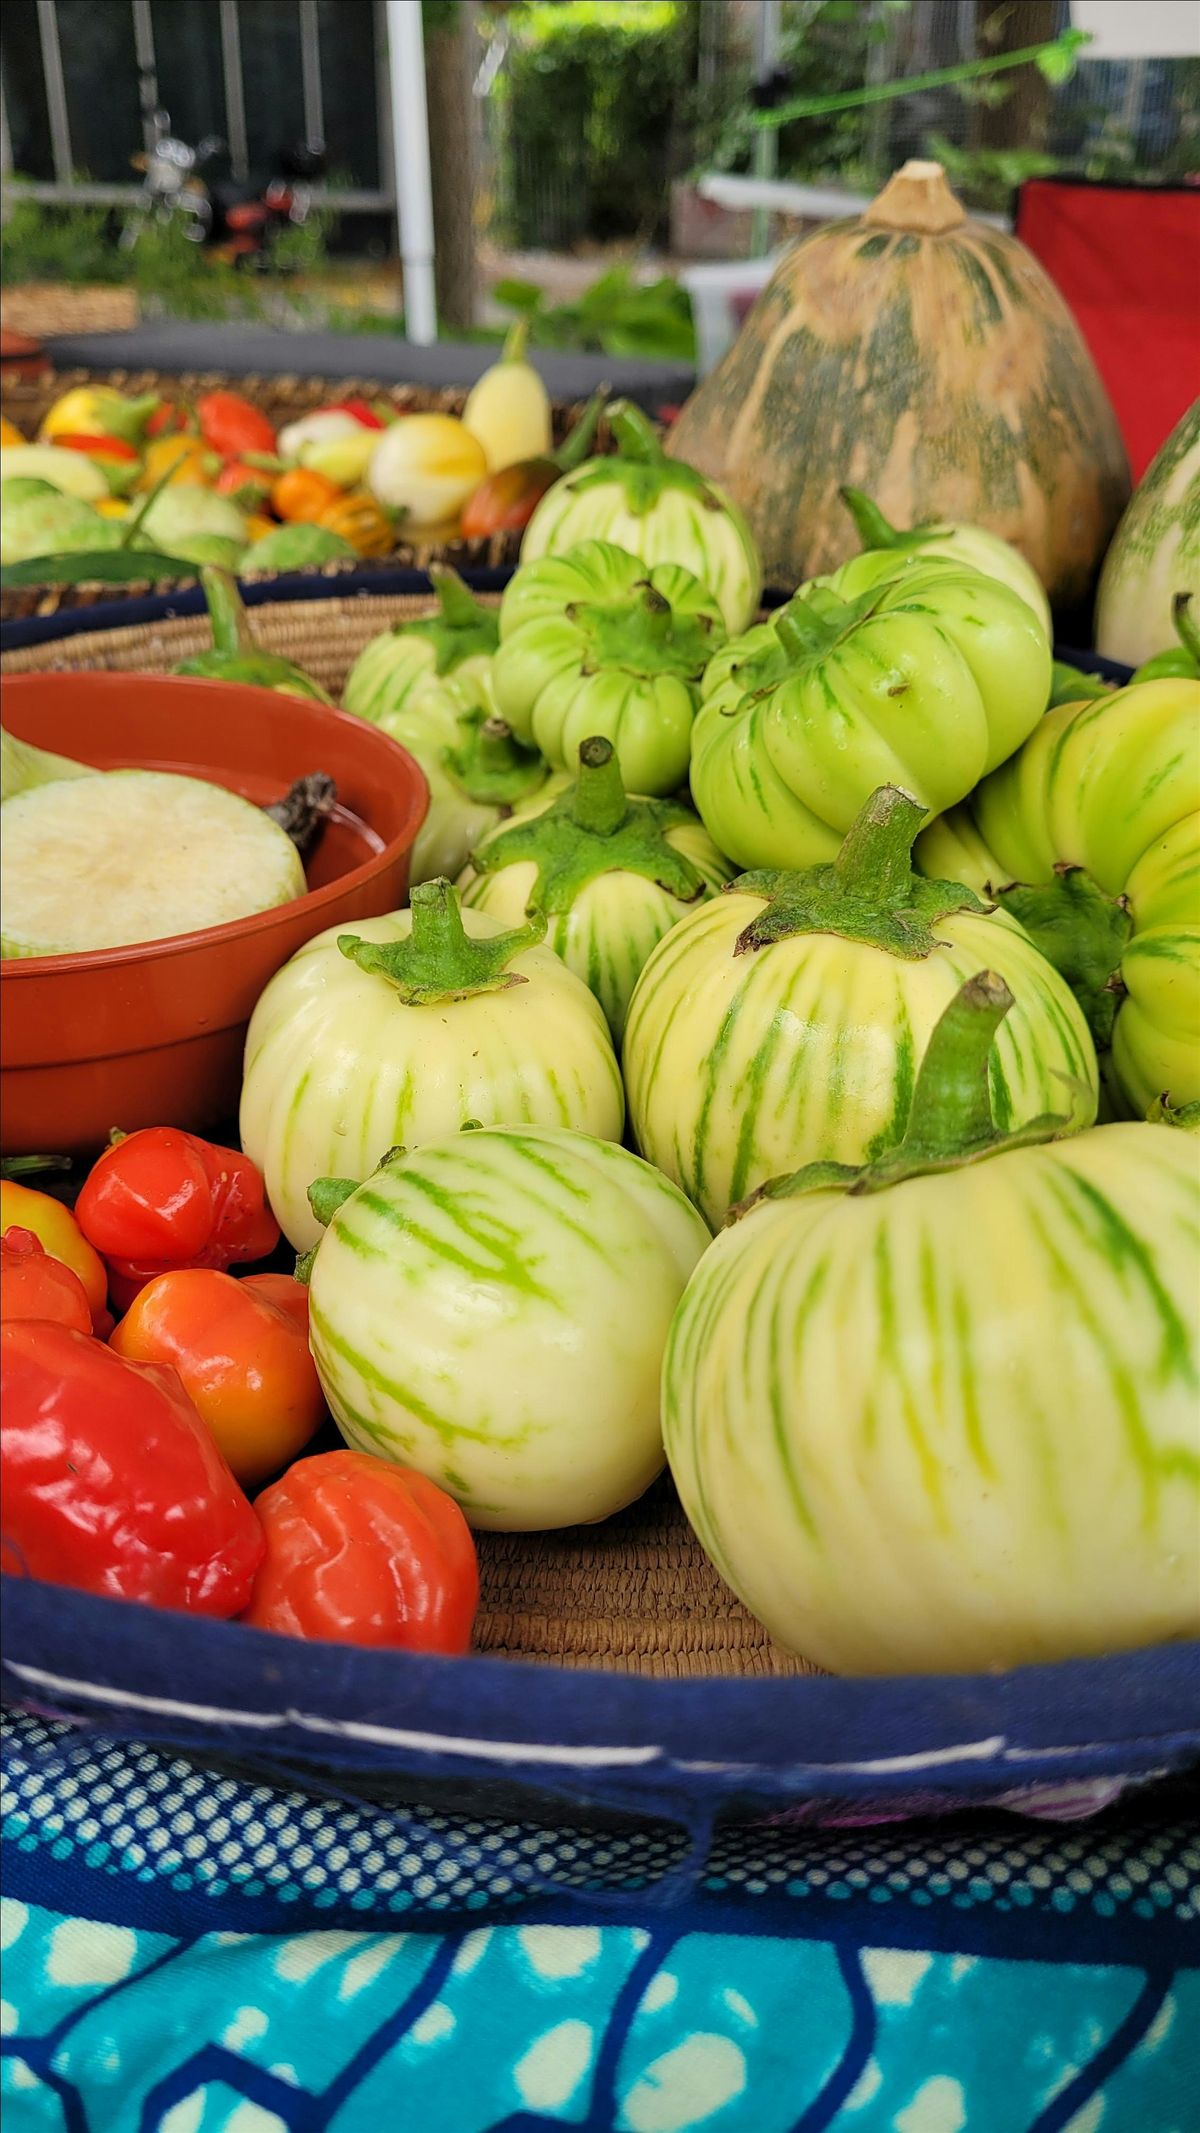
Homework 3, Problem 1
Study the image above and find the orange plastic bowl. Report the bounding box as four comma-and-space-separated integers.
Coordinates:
1, 672, 428, 1156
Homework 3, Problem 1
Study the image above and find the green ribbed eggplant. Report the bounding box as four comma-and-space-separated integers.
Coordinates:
459, 735, 733, 1041
306, 1126, 710, 1530
240, 880, 623, 1249
690, 552, 1051, 872
664, 974, 1200, 1675
624, 787, 1097, 1228
492, 538, 725, 797
520, 399, 762, 632
342, 564, 499, 725
916, 678, 1200, 1117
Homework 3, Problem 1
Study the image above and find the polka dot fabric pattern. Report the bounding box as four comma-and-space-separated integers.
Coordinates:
2, 1714, 1197, 2130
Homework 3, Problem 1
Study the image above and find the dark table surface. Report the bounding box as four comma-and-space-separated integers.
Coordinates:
41, 321, 696, 414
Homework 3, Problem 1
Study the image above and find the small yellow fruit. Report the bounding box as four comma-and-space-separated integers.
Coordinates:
367, 414, 487, 529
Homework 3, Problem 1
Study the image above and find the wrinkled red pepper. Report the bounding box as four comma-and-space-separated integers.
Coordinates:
1, 1228, 93, 1334
196, 390, 277, 460
241, 1450, 479, 1652
74, 1127, 279, 1312
0, 1320, 264, 1613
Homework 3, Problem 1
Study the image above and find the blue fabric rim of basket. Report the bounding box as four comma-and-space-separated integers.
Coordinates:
4, 1577, 1198, 1822
6, 571, 1193, 1823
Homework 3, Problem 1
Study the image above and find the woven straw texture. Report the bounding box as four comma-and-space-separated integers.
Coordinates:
3, 593, 811, 1681
2, 288, 140, 339
0, 365, 612, 621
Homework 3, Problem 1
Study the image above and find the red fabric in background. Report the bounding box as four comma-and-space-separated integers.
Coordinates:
1015, 181, 1200, 480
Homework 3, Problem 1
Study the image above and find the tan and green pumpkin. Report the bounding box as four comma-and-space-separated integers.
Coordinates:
666, 160, 1130, 607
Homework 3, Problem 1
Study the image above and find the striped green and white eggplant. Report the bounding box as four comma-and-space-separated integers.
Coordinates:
379, 670, 549, 886
916, 678, 1200, 1118
342, 564, 499, 727
520, 399, 762, 633
839, 486, 1052, 635
492, 538, 725, 797
306, 1126, 710, 1530
624, 787, 1098, 1229
459, 735, 734, 1042
664, 973, 1200, 1676
240, 881, 623, 1249
690, 553, 1051, 873
341, 566, 547, 883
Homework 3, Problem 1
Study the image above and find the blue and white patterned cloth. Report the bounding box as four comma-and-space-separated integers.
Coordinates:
2, 1710, 1196, 2131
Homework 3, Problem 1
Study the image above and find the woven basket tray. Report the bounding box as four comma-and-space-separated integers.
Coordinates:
0, 364, 611, 623
5, 595, 1194, 1829
0, 587, 807, 1686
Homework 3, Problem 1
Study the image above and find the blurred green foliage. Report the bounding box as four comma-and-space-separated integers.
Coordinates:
492, 262, 695, 361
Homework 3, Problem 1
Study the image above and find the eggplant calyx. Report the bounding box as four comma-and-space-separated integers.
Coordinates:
470, 735, 707, 916
732, 785, 989, 961
443, 708, 548, 807
994, 866, 1132, 1053
338, 878, 546, 1005
395, 566, 500, 675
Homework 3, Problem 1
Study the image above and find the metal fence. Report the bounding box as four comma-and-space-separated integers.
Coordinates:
0, 0, 394, 214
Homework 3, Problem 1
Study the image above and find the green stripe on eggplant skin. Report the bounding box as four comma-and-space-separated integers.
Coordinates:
310, 1298, 528, 1449
349, 1179, 553, 1300
988, 1055, 1014, 1131
950, 1283, 996, 1481
1022, 1201, 1188, 1520
769, 1253, 827, 1542
1125, 932, 1200, 967
866, 1007, 916, 1158
871, 1224, 948, 1526
1045, 1167, 1198, 1387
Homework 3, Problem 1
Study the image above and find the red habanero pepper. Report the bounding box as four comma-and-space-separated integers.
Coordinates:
0, 1179, 108, 1330
241, 1451, 479, 1653
111, 1268, 325, 1487
1, 1228, 93, 1334
74, 1127, 280, 1312
0, 1320, 263, 1613
196, 390, 277, 460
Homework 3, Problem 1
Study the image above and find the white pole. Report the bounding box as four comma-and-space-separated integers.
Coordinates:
386, 0, 437, 345
751, 0, 782, 260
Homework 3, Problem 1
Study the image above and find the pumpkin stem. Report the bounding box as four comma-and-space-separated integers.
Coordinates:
337, 879, 546, 1005
607, 399, 663, 464
862, 159, 967, 236
840, 487, 906, 552
1172, 592, 1200, 665
568, 736, 630, 837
